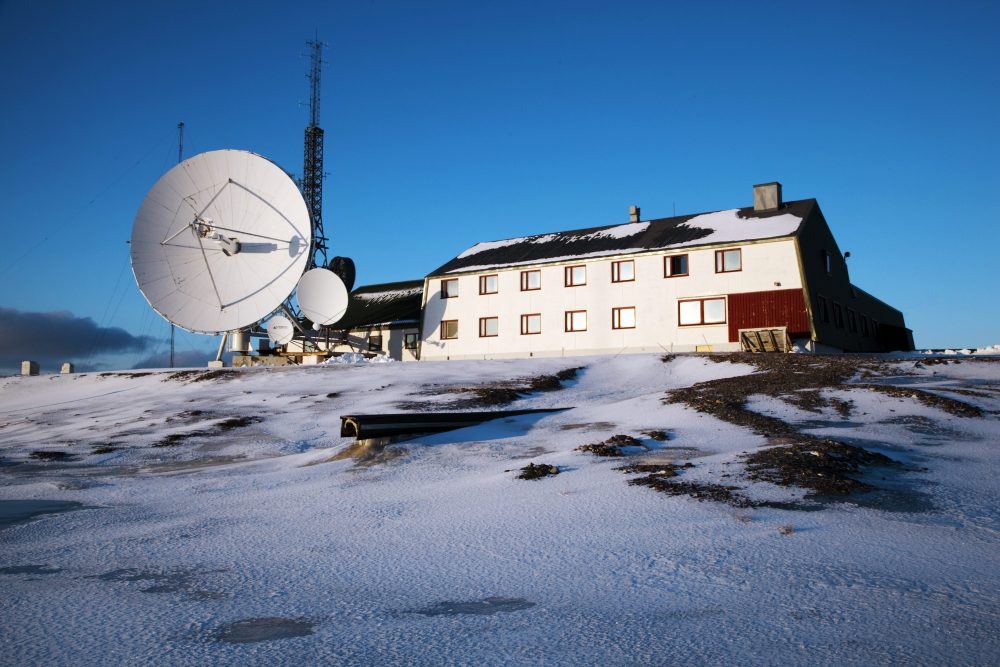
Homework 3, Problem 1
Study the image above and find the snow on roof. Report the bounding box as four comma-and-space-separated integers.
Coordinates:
455, 221, 653, 260
353, 285, 423, 302
334, 279, 424, 330
430, 199, 815, 276
673, 208, 802, 247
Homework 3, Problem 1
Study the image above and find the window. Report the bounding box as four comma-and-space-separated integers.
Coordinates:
404, 332, 418, 350
368, 334, 383, 352
823, 250, 833, 275
440, 320, 458, 339
678, 297, 727, 326
520, 313, 541, 335
612, 306, 636, 330
833, 303, 844, 328
847, 309, 858, 333
872, 320, 880, 338
860, 315, 870, 337
441, 278, 459, 298
715, 248, 742, 273
479, 274, 498, 295
611, 260, 635, 283
664, 254, 689, 277
520, 270, 541, 291
817, 295, 830, 323
565, 264, 586, 287
565, 310, 587, 332
479, 316, 498, 337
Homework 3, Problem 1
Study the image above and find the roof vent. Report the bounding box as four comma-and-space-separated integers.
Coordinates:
629, 204, 640, 223
753, 182, 782, 212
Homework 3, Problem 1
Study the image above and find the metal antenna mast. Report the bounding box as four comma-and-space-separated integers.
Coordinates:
170, 121, 184, 368
303, 38, 328, 269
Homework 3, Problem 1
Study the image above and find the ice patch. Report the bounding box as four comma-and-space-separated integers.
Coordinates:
214, 617, 315, 644
407, 597, 536, 617
0, 499, 86, 529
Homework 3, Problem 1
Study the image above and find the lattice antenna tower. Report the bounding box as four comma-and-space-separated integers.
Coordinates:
303, 38, 328, 269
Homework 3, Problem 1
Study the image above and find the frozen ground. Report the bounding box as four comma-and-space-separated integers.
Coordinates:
0, 353, 998, 666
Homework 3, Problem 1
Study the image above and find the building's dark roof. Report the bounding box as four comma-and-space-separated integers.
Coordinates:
335, 279, 424, 331
429, 199, 817, 276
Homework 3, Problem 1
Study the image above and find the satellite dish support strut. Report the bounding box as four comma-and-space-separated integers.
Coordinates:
215, 332, 229, 363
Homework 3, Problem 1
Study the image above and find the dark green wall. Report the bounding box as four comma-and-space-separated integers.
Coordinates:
795, 205, 912, 352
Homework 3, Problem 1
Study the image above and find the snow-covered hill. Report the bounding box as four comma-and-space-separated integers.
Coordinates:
1, 354, 998, 666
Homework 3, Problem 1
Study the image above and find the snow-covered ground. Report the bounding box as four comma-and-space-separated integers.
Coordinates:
0, 354, 998, 666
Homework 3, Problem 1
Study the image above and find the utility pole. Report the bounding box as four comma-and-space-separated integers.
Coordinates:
170, 121, 184, 368
302, 38, 328, 269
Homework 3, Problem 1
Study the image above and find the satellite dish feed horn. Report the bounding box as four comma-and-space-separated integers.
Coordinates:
130, 149, 312, 335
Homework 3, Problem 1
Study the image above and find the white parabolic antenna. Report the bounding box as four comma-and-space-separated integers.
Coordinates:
130, 149, 311, 334
266, 315, 295, 346
296, 268, 349, 326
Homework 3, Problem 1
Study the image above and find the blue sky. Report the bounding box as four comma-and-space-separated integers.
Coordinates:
0, 0, 997, 367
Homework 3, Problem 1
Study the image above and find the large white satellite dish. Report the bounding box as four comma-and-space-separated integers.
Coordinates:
296, 268, 349, 326
266, 315, 295, 346
130, 149, 311, 334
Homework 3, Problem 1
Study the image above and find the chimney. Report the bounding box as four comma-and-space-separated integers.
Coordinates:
629, 204, 640, 223
753, 182, 782, 212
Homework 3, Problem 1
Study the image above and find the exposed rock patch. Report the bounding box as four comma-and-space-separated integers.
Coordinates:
661, 354, 968, 503
515, 463, 560, 480
29, 450, 74, 461
743, 440, 896, 496
400, 367, 581, 409
164, 369, 237, 383
617, 461, 754, 506
577, 434, 648, 457
853, 383, 983, 418
153, 415, 262, 447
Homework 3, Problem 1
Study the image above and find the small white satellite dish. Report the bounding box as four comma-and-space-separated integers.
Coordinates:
266, 315, 295, 346
296, 268, 349, 326
130, 149, 311, 334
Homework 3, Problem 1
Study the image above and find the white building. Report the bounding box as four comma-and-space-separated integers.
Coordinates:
416, 183, 911, 360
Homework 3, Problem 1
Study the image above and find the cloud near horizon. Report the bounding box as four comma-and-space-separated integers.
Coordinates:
0, 306, 156, 373
131, 349, 222, 369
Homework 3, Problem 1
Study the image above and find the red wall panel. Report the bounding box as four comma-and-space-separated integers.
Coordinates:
727, 289, 810, 342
